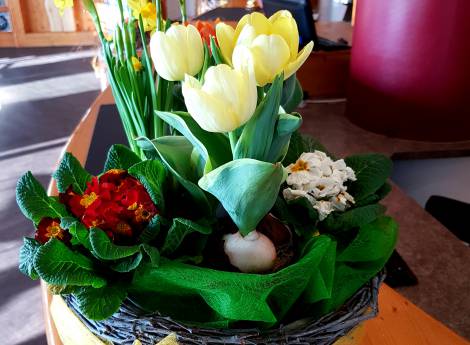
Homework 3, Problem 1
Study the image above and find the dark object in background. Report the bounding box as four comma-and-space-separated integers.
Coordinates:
263, 0, 349, 51
85, 105, 127, 175
385, 250, 419, 288
425, 195, 470, 245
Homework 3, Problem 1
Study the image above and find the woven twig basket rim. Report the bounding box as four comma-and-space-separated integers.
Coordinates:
65, 271, 385, 345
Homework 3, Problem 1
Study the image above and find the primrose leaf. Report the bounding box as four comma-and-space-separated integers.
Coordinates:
16, 172, 69, 224
104, 144, 141, 171
34, 239, 106, 288
345, 154, 393, 201
322, 204, 386, 233
162, 218, 212, 255
128, 159, 167, 212
53, 152, 92, 194
89, 228, 141, 260
19, 238, 41, 280
75, 284, 127, 320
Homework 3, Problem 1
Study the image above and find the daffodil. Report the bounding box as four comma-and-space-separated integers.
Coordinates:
150, 24, 204, 81
54, 0, 74, 15
216, 11, 314, 86
127, 0, 157, 32
182, 64, 257, 133
131, 56, 143, 72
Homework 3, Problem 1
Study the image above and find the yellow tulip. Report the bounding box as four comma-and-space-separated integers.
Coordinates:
216, 11, 314, 86
182, 64, 257, 133
150, 24, 204, 82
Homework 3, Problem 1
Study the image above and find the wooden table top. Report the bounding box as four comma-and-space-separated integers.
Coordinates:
43, 88, 470, 345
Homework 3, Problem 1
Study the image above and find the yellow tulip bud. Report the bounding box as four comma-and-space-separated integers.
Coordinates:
216, 10, 314, 86
182, 64, 257, 133
150, 24, 204, 82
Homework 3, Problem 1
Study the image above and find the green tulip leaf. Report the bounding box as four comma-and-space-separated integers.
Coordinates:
234, 74, 284, 162
137, 136, 212, 214
199, 159, 286, 235
281, 76, 303, 113
267, 112, 302, 162
155, 110, 231, 172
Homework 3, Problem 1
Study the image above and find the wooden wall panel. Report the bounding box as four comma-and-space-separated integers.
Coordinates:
20, 0, 50, 33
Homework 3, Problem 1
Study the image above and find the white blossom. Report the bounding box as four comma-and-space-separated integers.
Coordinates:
283, 151, 356, 220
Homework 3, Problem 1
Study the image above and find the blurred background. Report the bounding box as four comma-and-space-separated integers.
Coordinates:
0, 0, 469, 344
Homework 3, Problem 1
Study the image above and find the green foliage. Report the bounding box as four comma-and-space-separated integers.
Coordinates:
61, 217, 92, 250
111, 253, 143, 273
53, 152, 92, 194
210, 36, 226, 65
19, 238, 41, 280
267, 113, 302, 163
104, 144, 141, 171
234, 75, 283, 161
199, 159, 285, 235
162, 218, 212, 255
128, 159, 167, 212
322, 204, 386, 233
155, 111, 232, 172
281, 75, 303, 113
75, 284, 127, 321
138, 215, 163, 243
283, 131, 330, 166
345, 154, 393, 202
34, 239, 106, 288
16, 172, 69, 224
137, 136, 212, 215
89, 228, 141, 260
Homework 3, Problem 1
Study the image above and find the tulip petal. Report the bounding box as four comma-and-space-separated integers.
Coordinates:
269, 10, 299, 61
284, 41, 314, 80
235, 12, 270, 40
216, 23, 236, 65
150, 31, 185, 81
235, 24, 257, 49
184, 25, 205, 76
238, 34, 290, 87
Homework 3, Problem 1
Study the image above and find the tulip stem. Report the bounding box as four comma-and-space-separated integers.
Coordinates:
178, 0, 187, 24
229, 131, 238, 156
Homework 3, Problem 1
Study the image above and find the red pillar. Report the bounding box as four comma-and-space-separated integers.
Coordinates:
346, 0, 470, 141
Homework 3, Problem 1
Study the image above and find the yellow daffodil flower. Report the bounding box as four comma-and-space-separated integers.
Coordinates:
131, 56, 143, 72
216, 11, 314, 86
150, 24, 204, 81
128, 0, 157, 32
54, 0, 74, 15
182, 64, 257, 133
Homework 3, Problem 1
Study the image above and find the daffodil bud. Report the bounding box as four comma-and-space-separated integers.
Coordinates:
182, 64, 257, 132
223, 231, 277, 273
216, 11, 314, 86
150, 24, 204, 81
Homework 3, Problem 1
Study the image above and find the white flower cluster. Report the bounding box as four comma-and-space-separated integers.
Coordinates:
283, 151, 357, 220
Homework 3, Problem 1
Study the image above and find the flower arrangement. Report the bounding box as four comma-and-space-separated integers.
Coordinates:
17, 0, 397, 343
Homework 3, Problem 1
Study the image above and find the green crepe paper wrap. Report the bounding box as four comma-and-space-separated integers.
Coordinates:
130, 235, 336, 328
129, 216, 398, 328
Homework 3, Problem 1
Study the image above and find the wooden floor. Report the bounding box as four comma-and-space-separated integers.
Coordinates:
0, 46, 101, 345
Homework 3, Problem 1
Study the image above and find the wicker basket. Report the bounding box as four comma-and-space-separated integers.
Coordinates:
64, 272, 385, 345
